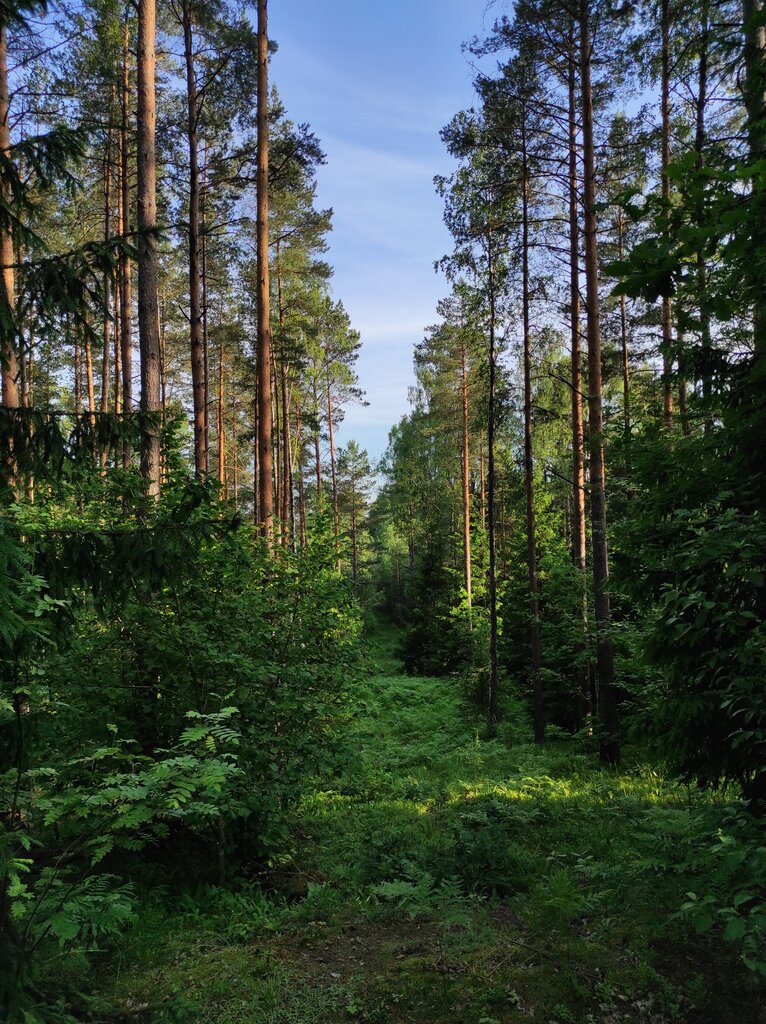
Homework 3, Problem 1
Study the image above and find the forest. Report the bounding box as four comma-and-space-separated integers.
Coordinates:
1, 0, 765, 1020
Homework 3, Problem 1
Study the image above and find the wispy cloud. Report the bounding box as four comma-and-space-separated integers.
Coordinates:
268, 0, 483, 456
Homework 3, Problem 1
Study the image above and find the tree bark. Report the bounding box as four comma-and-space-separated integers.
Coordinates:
120, 17, 133, 468
253, 394, 260, 524
278, 256, 292, 546
296, 408, 307, 546
460, 335, 472, 611
617, 217, 631, 439
182, 0, 207, 476
255, 0, 274, 540
580, 0, 619, 765
85, 331, 97, 427
327, 381, 340, 564
695, 1, 713, 432
272, 348, 281, 540
218, 334, 225, 491
479, 437, 486, 529
568, 24, 591, 730
660, 0, 675, 428
312, 376, 322, 510
113, 270, 121, 416
486, 220, 499, 740
350, 467, 358, 583
0, 24, 19, 491
101, 114, 113, 421
73, 326, 81, 413
137, 0, 162, 498
520, 108, 544, 744
742, 0, 766, 356
202, 144, 210, 466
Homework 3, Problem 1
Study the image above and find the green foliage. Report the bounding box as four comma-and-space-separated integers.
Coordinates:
0, 466, 362, 1017
680, 807, 766, 978
618, 427, 766, 799
79, 640, 761, 1023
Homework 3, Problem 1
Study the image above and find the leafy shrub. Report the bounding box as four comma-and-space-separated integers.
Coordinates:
679, 806, 766, 978
1, 484, 362, 1016
443, 800, 542, 896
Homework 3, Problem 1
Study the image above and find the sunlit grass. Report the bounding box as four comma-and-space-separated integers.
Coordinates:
85, 640, 757, 1024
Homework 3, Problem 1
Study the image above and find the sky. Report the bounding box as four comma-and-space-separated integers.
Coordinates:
268, 0, 503, 461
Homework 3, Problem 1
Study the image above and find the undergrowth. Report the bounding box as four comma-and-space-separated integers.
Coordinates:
72, 625, 764, 1024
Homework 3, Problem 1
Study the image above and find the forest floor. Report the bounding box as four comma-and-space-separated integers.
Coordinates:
85, 624, 763, 1024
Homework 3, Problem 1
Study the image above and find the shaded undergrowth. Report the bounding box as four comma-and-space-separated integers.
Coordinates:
81, 625, 763, 1024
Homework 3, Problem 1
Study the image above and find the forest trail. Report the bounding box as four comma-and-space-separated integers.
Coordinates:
92, 628, 756, 1024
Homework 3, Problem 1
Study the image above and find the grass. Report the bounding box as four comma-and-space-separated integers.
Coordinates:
83, 624, 762, 1023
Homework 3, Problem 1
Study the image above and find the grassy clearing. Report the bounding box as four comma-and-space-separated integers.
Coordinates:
85, 628, 761, 1023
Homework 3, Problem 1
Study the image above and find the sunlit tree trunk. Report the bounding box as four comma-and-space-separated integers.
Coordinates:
232, 428, 238, 508
85, 329, 96, 429
256, 0, 274, 540
202, 146, 210, 466
479, 438, 486, 529
272, 351, 281, 541
580, 0, 619, 764
486, 220, 499, 740
101, 110, 114, 423
460, 335, 472, 611
73, 324, 81, 413
617, 216, 631, 438
568, 24, 591, 730
218, 336, 226, 490
327, 381, 340, 564
0, 25, 18, 492
520, 108, 544, 744
312, 376, 322, 510
276, 243, 292, 544
253, 394, 260, 524
296, 409, 307, 546
113, 228, 121, 417
120, 17, 133, 468
182, 0, 207, 476
350, 466, 359, 583
137, 0, 162, 498
280, 348, 291, 544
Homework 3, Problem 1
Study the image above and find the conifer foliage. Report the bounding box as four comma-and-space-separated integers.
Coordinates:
2, 0, 766, 1016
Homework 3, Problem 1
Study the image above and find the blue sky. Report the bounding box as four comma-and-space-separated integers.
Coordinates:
269, 0, 500, 461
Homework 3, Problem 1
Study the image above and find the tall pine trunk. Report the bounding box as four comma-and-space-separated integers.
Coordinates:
742, 0, 766, 359
137, 0, 162, 498
695, 1, 713, 431
0, 24, 18, 492
580, 0, 619, 764
460, 335, 472, 611
661, 0, 675, 428
350, 470, 359, 583
218, 336, 225, 491
120, 18, 133, 468
85, 330, 96, 429
486, 220, 499, 740
520, 107, 544, 744
296, 409, 307, 546
101, 113, 113, 421
617, 217, 631, 438
255, 0, 274, 540
182, 0, 207, 476
568, 23, 591, 729
327, 382, 340, 563
313, 377, 322, 510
